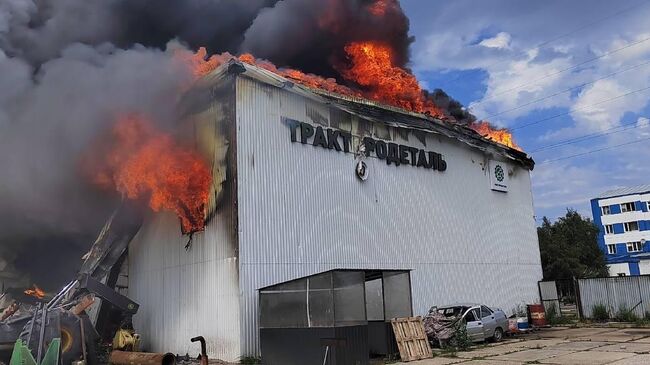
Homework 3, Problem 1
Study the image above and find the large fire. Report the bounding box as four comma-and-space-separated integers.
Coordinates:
470, 121, 521, 151
24, 284, 45, 299
86, 115, 212, 233
338, 41, 444, 117
179, 38, 520, 151
179, 47, 359, 96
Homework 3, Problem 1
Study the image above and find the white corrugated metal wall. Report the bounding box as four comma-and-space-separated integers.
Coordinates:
235, 76, 543, 355
129, 211, 240, 361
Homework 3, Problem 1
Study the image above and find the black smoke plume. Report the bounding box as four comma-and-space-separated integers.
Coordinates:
0, 0, 471, 290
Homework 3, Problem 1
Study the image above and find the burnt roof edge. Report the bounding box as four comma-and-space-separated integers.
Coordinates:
199, 59, 535, 170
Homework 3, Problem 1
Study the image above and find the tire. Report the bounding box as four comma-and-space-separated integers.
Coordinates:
492, 327, 504, 342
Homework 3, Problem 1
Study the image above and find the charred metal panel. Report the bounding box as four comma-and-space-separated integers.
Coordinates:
235, 75, 542, 356
305, 101, 329, 127
128, 76, 240, 361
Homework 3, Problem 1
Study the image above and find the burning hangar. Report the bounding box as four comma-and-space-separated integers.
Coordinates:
125, 59, 542, 361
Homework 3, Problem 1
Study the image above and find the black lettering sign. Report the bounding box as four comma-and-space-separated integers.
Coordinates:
387, 143, 400, 166
363, 137, 375, 156
408, 147, 419, 166
289, 120, 447, 172
341, 132, 352, 153
327, 129, 342, 151
300, 122, 314, 144
399, 145, 410, 165
375, 140, 387, 159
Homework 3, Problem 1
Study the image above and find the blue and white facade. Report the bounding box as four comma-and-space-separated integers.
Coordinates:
591, 185, 650, 276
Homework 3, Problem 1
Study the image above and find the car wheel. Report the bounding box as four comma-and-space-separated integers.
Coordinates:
492, 327, 503, 342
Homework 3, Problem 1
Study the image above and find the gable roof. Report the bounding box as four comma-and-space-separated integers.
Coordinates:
597, 184, 650, 199
197, 59, 535, 170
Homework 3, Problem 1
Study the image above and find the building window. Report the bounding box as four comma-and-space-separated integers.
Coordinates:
621, 202, 636, 213
601, 206, 611, 215
605, 225, 614, 234
618, 273, 627, 277
627, 241, 643, 252
607, 244, 617, 254
624, 221, 639, 232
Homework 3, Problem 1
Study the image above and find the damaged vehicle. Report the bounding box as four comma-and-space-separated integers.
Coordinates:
423, 303, 508, 346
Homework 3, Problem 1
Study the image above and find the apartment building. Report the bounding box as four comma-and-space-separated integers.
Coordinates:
591, 185, 650, 276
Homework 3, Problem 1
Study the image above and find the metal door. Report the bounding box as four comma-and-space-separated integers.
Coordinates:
480, 305, 496, 340
463, 308, 483, 342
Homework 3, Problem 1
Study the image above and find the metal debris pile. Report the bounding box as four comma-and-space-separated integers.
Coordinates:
422, 306, 462, 346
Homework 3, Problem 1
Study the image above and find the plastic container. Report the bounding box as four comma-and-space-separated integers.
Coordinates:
516, 317, 529, 331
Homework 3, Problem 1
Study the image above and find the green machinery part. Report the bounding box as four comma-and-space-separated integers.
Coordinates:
9, 338, 61, 365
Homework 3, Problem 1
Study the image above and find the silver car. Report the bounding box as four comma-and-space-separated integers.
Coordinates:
436, 303, 508, 342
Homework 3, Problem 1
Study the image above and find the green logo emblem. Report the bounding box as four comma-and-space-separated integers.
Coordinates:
494, 165, 505, 182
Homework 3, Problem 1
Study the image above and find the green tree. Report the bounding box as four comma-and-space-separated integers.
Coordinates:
537, 209, 608, 280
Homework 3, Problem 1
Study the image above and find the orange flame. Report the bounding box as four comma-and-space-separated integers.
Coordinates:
178, 47, 359, 96
176, 47, 233, 78
338, 41, 444, 117
87, 115, 212, 233
179, 45, 520, 150
24, 284, 45, 299
470, 121, 521, 151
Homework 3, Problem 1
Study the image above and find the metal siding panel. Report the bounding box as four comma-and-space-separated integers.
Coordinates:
129, 209, 240, 360
578, 276, 650, 318
235, 77, 543, 355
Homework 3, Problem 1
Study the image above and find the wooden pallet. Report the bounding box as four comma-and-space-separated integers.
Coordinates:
390, 316, 433, 362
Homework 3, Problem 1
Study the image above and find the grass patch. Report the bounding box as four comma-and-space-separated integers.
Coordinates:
592, 304, 609, 321
615, 305, 639, 322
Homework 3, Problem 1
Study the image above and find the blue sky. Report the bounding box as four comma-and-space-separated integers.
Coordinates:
401, 0, 650, 222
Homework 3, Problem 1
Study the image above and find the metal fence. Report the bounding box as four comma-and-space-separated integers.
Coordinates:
578, 276, 650, 319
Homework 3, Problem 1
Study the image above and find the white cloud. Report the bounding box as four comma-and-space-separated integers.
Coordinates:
532, 161, 602, 217
403, 0, 650, 221
571, 80, 632, 131
408, 2, 650, 127
479, 32, 511, 49
467, 51, 577, 121
637, 116, 650, 137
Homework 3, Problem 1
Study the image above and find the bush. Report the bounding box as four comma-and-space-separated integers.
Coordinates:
592, 304, 609, 321
545, 304, 574, 325
615, 306, 638, 322
546, 304, 559, 324
450, 320, 472, 351
511, 303, 527, 318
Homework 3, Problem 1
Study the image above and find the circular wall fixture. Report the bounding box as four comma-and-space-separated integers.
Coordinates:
356, 160, 369, 181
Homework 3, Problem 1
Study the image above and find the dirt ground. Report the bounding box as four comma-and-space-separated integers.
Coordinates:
395, 326, 650, 365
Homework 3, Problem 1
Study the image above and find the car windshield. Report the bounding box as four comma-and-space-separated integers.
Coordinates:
436, 306, 469, 317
